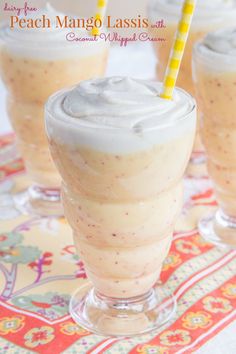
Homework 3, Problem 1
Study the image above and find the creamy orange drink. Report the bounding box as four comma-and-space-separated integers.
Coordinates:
148, 0, 236, 157
45, 77, 196, 336
0, 5, 108, 215
193, 28, 236, 247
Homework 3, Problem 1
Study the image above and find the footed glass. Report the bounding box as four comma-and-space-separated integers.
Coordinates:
0, 24, 108, 216
45, 81, 196, 336
193, 36, 236, 248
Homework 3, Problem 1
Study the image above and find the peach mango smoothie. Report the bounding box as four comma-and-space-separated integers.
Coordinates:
193, 28, 236, 246
0, 52, 108, 187
0, 5, 108, 189
55, 139, 189, 298
46, 77, 196, 298
148, 0, 236, 95
148, 0, 236, 154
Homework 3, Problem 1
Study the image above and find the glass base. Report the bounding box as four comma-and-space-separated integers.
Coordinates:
198, 209, 236, 249
13, 185, 63, 217
70, 282, 176, 337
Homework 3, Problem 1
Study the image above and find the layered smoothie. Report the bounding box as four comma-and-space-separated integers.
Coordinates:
46, 77, 196, 299
0, 5, 108, 203
193, 28, 236, 246
148, 0, 236, 155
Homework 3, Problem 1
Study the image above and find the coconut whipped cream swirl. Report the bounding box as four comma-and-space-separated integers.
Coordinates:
46, 77, 196, 153
0, 3, 106, 59
202, 28, 236, 56
194, 28, 236, 70
148, 0, 236, 23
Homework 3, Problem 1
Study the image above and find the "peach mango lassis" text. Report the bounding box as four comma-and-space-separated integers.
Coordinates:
10, 15, 151, 30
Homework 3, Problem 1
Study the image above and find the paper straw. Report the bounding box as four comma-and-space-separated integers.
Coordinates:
91, 0, 108, 36
160, 0, 197, 99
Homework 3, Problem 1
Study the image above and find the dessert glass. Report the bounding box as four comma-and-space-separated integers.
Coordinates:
193, 29, 236, 248
45, 77, 196, 336
148, 0, 236, 163
0, 9, 108, 216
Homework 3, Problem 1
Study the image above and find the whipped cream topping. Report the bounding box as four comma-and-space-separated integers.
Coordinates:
194, 28, 236, 70
203, 28, 236, 56
46, 77, 196, 153
148, 0, 236, 24
62, 77, 193, 130
0, 3, 107, 59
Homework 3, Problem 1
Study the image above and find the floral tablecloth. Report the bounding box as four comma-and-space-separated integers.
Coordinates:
0, 133, 236, 354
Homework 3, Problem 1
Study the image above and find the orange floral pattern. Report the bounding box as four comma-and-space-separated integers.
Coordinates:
160, 329, 191, 346
221, 283, 236, 299
24, 326, 54, 348
162, 252, 182, 271
137, 344, 169, 354
182, 311, 212, 330
203, 297, 232, 314
0, 134, 236, 353
0, 316, 25, 335
60, 321, 89, 336
175, 240, 201, 255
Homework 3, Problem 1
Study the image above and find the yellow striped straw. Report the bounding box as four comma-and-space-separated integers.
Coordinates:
91, 0, 108, 36
160, 0, 197, 99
